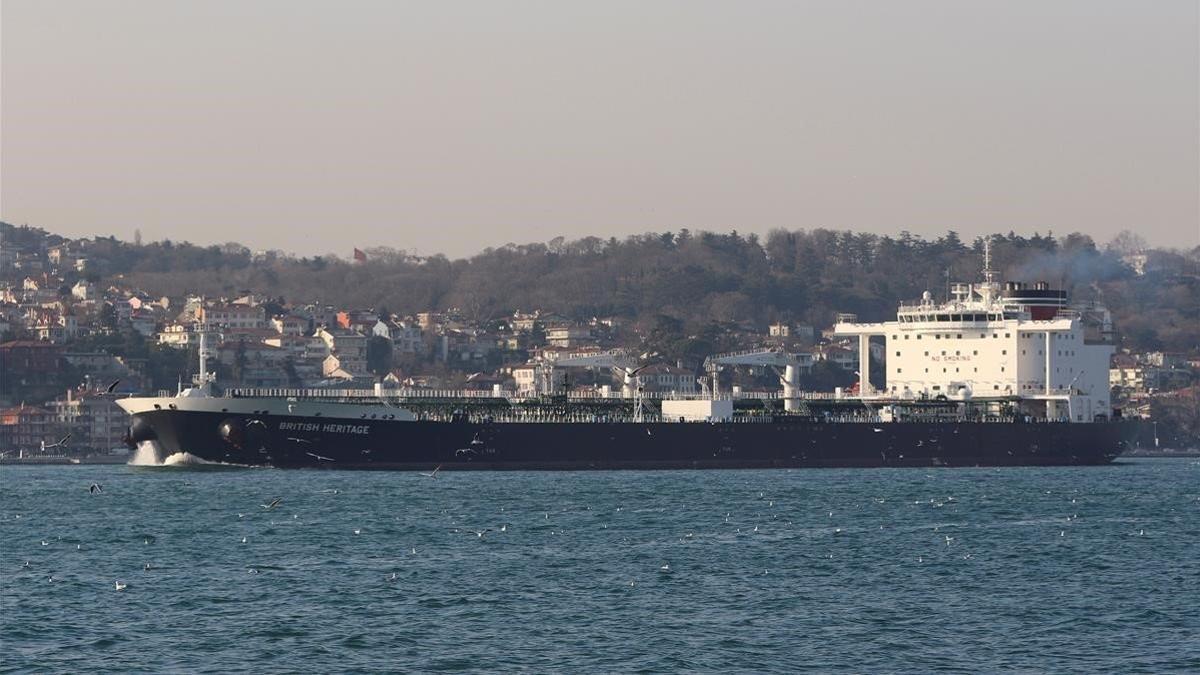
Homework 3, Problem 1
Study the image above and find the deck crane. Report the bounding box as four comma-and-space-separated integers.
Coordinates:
537, 349, 646, 398
701, 348, 814, 412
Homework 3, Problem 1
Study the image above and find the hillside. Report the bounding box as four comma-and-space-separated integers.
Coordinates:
4, 223, 1197, 354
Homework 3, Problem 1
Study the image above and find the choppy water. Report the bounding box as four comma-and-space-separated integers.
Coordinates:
2, 459, 1198, 673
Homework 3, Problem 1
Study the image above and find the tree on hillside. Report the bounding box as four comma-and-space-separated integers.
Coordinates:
366, 336, 393, 378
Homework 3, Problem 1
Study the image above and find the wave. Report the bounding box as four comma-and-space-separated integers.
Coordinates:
127, 441, 252, 469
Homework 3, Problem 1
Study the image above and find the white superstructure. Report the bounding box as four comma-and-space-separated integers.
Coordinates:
834, 242, 1114, 422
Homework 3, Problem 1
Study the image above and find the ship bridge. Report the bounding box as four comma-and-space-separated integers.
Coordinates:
832, 240, 1115, 422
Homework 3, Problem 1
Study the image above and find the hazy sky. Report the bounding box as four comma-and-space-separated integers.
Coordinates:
2, 0, 1197, 258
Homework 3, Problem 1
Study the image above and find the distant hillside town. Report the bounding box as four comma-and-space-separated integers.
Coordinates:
1, 221, 1197, 452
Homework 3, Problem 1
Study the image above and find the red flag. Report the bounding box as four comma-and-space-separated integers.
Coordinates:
353, 248, 367, 263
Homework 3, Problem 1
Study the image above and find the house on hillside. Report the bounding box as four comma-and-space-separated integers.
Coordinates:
314, 327, 368, 374
0, 404, 58, 452
199, 303, 265, 330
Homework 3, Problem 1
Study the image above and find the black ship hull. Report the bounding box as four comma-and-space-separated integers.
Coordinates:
128, 408, 1137, 469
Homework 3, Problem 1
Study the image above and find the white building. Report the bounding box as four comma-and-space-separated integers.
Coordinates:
834, 247, 1114, 422
71, 280, 95, 302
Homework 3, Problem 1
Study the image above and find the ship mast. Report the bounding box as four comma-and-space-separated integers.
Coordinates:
978, 236, 998, 308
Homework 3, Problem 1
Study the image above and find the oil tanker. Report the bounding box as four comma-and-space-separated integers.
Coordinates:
117, 249, 1140, 469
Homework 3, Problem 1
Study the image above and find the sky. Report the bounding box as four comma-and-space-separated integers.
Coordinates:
1, 0, 1197, 258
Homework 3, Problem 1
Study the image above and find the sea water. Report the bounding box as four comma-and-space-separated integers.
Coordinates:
1, 458, 1197, 673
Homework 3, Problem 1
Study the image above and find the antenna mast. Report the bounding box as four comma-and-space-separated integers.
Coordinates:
979, 236, 998, 307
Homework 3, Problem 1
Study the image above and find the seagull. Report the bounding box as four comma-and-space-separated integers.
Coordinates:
241, 536, 248, 544
1139, 529, 1145, 536
353, 528, 362, 535
247, 568, 259, 574
89, 483, 102, 494
387, 572, 398, 582
114, 581, 127, 591
420, 465, 441, 479
40, 540, 48, 546
261, 498, 282, 510
945, 535, 954, 546
659, 564, 671, 572
144, 563, 153, 571
106, 379, 121, 393
499, 524, 507, 532
304, 451, 334, 462
1060, 531, 1065, 537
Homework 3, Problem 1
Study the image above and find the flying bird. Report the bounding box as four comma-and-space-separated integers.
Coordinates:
89, 483, 102, 494
420, 465, 442, 479
261, 498, 282, 510
114, 581, 127, 591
